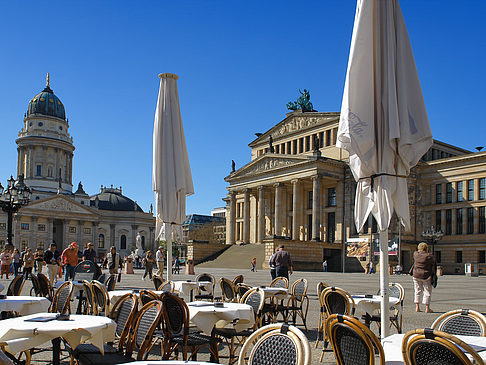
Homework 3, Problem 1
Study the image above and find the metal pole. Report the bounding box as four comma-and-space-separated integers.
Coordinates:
7, 208, 13, 246
379, 229, 390, 339
398, 220, 401, 265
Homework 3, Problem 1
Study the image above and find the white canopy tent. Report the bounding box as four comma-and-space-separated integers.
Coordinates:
337, 0, 433, 338
153, 73, 194, 281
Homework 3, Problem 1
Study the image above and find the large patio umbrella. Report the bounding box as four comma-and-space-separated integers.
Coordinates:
337, 0, 433, 338
153, 73, 194, 281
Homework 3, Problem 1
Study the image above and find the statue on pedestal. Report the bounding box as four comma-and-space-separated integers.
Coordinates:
135, 232, 144, 259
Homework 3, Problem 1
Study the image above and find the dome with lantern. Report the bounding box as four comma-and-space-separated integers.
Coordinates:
27, 74, 66, 120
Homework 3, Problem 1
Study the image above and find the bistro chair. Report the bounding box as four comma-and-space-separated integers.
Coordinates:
317, 281, 329, 297
29, 274, 42, 297
0, 342, 31, 365
286, 278, 309, 330
157, 280, 174, 293
91, 280, 110, 316
325, 314, 385, 364
104, 274, 117, 291
431, 309, 486, 337
232, 274, 244, 286
153, 275, 163, 291
214, 288, 265, 364
6, 275, 24, 296
194, 273, 216, 301
401, 328, 483, 365
220, 277, 237, 303
369, 282, 405, 334
236, 283, 252, 300
140, 289, 159, 305
270, 276, 289, 289
237, 323, 311, 365
36, 273, 53, 300
81, 280, 97, 315
49, 281, 74, 315
160, 292, 219, 362
73, 260, 102, 282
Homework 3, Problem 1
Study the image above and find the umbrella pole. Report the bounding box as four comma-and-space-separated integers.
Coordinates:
166, 225, 172, 281
379, 229, 390, 339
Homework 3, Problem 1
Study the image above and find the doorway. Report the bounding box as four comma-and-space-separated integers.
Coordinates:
53, 219, 64, 250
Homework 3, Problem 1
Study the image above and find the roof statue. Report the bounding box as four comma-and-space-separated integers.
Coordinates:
286, 89, 315, 112
269, 135, 275, 153
231, 160, 236, 173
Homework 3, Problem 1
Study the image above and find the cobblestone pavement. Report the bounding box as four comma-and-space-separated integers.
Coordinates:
1, 267, 485, 364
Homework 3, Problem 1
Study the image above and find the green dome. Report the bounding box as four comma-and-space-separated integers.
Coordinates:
27, 85, 66, 120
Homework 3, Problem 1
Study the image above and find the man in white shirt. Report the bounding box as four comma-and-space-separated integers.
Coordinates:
156, 246, 165, 277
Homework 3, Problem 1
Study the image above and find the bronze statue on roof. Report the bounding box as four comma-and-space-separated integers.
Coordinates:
287, 89, 315, 112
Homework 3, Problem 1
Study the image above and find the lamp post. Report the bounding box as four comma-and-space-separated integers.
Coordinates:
421, 225, 443, 254
0, 174, 31, 248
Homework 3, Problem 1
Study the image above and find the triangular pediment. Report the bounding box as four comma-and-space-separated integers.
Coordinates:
226, 155, 310, 180
23, 195, 98, 216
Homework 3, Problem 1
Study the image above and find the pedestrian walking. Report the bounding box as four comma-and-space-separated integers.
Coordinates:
12, 249, 21, 276
82, 242, 96, 263
0, 248, 12, 279
142, 251, 153, 280
155, 246, 165, 277
251, 257, 257, 272
34, 248, 44, 274
44, 243, 60, 285
106, 246, 121, 275
22, 247, 34, 279
412, 242, 435, 313
268, 250, 277, 280
322, 259, 328, 272
269, 244, 293, 279
61, 242, 79, 281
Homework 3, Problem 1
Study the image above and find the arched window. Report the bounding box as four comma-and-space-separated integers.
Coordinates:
120, 235, 127, 249
98, 234, 105, 248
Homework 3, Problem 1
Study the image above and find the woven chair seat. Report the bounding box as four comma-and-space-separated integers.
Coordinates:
213, 327, 253, 338
73, 343, 118, 357
77, 351, 134, 365
172, 333, 219, 346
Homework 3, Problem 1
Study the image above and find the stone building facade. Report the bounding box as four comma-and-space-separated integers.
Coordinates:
0, 77, 155, 259
225, 110, 486, 274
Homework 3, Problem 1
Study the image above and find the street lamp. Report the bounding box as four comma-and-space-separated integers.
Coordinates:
0, 174, 31, 248
421, 225, 443, 254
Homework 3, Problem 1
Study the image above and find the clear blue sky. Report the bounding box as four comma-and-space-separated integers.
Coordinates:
0, 1, 484, 215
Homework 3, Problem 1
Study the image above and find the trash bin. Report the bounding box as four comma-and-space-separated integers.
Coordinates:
185, 259, 195, 275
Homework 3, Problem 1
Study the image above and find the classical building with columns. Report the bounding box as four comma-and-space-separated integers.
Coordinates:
0, 76, 155, 258
225, 109, 486, 274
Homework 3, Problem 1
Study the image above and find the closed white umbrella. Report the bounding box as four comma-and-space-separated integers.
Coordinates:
153, 73, 194, 281
337, 0, 433, 338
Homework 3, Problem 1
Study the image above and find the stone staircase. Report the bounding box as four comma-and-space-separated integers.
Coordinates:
196, 244, 266, 270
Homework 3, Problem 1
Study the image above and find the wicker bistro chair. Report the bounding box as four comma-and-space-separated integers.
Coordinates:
214, 288, 266, 364
317, 282, 329, 297
220, 278, 237, 303
140, 289, 160, 306
6, 275, 25, 296
286, 279, 309, 330
104, 274, 117, 291
158, 280, 174, 293
236, 283, 252, 301
49, 281, 74, 314
270, 276, 289, 289
233, 275, 244, 286
194, 273, 216, 301
30, 274, 42, 297
401, 328, 483, 365
81, 280, 97, 315
160, 293, 219, 362
237, 323, 311, 365
316, 287, 356, 350
431, 309, 486, 337
91, 280, 110, 316
153, 275, 163, 291
325, 314, 385, 365
37, 273, 53, 300
368, 282, 405, 334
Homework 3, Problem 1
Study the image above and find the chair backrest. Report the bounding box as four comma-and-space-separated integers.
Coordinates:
326, 314, 385, 365
73, 260, 102, 282
196, 273, 215, 294
270, 276, 289, 289
220, 277, 236, 303
388, 283, 404, 302
320, 287, 356, 317
237, 323, 311, 365
109, 293, 138, 349
401, 328, 482, 365
126, 300, 164, 360
236, 283, 252, 299
140, 290, 159, 305
241, 288, 265, 328
104, 274, 117, 291
97, 273, 106, 284
153, 275, 163, 291
290, 278, 308, 303
30, 275, 41, 296
36, 273, 53, 300
158, 280, 174, 293
317, 282, 329, 297
91, 280, 110, 315
160, 293, 190, 339
233, 274, 244, 286
81, 280, 96, 315
7, 275, 25, 296
431, 309, 486, 337
50, 281, 74, 314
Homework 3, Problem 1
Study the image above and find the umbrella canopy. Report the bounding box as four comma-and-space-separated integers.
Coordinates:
337, 0, 433, 338
153, 73, 194, 281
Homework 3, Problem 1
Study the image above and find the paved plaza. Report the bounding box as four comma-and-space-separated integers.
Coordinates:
1, 267, 485, 364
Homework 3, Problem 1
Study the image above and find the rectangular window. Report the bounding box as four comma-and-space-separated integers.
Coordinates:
456, 208, 463, 235
307, 191, 313, 209
456, 251, 462, 264
435, 210, 442, 231
307, 214, 313, 239
327, 188, 336, 207
480, 178, 486, 200
84, 227, 91, 234
435, 250, 442, 264
36, 165, 42, 176
467, 208, 474, 234
38, 241, 44, 250
293, 140, 297, 155
37, 224, 46, 232
445, 209, 452, 235
280, 143, 285, 154
478, 250, 485, 264
436, 184, 442, 204
287, 141, 291, 154
275, 144, 280, 154
468, 179, 474, 201
480, 207, 486, 234
326, 130, 331, 146
299, 138, 304, 153
327, 212, 335, 243
319, 132, 324, 148
21, 223, 29, 230
305, 136, 311, 151
21, 240, 27, 250
456, 181, 463, 202
446, 183, 452, 203
68, 226, 76, 233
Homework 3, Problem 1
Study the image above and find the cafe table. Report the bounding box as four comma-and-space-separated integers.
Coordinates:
187, 301, 255, 335
0, 312, 115, 365
352, 294, 400, 326
382, 333, 486, 364
173, 280, 212, 301
254, 286, 288, 300
0, 296, 50, 315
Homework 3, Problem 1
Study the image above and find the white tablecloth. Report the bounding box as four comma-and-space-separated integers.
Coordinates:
173, 281, 211, 298
108, 290, 164, 309
0, 296, 51, 315
352, 295, 400, 314
255, 287, 288, 300
383, 333, 486, 364
0, 313, 115, 355
187, 302, 254, 334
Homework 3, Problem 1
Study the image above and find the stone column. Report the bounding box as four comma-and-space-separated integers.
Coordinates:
312, 176, 321, 241
110, 224, 116, 248
131, 224, 138, 249
257, 186, 265, 243
92, 222, 99, 247
292, 180, 300, 240
451, 209, 456, 235
226, 192, 236, 245
274, 183, 283, 237
30, 216, 38, 248
243, 189, 250, 244
77, 220, 83, 244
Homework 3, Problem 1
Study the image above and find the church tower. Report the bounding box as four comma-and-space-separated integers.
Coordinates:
16, 74, 75, 199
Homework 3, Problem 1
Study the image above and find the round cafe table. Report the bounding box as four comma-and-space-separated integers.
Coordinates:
352, 294, 400, 326
0, 296, 51, 315
173, 280, 211, 301
254, 286, 288, 300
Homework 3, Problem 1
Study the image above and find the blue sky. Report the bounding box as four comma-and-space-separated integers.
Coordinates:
0, 1, 485, 215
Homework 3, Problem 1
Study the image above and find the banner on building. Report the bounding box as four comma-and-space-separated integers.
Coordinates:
373, 237, 398, 256
346, 238, 369, 257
